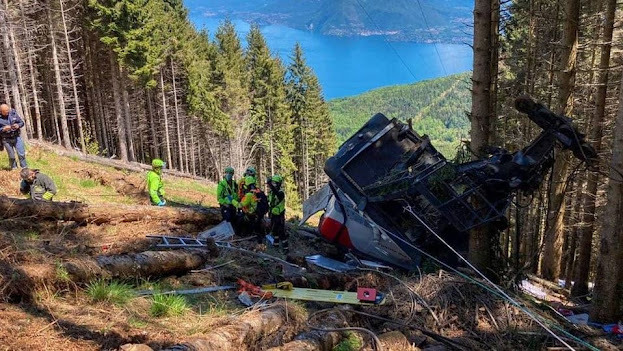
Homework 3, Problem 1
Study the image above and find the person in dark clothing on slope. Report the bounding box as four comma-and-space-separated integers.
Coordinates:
0, 104, 27, 170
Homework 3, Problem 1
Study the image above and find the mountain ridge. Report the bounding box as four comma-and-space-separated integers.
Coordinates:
329, 73, 471, 157
184, 0, 473, 43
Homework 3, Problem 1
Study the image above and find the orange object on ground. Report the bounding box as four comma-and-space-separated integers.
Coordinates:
237, 279, 273, 298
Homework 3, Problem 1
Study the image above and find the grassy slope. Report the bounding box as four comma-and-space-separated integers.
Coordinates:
329, 72, 471, 157
0, 145, 217, 207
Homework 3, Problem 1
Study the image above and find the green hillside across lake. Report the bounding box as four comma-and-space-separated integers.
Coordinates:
329, 73, 471, 157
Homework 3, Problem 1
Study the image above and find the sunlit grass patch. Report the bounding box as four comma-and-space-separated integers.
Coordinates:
150, 294, 189, 317
86, 279, 135, 305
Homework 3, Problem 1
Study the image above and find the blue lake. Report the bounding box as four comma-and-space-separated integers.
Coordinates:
187, 14, 473, 100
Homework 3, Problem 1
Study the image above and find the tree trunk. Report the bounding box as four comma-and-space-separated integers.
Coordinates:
59, 0, 85, 152
590, 65, 623, 323
468, 0, 495, 273
190, 117, 196, 175
19, 0, 42, 140
63, 249, 217, 282
0, 196, 221, 225
539, 0, 579, 281
145, 88, 158, 158
571, 0, 616, 297
121, 69, 135, 161
1, 5, 25, 125
564, 179, 582, 289
160, 69, 173, 167
4, 0, 31, 140
47, 7, 71, 149
110, 53, 128, 161
171, 61, 184, 172
160, 305, 292, 351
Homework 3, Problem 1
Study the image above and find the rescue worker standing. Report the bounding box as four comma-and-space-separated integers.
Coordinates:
0, 104, 27, 170
147, 159, 166, 206
20, 168, 57, 201
267, 175, 287, 251
217, 167, 239, 222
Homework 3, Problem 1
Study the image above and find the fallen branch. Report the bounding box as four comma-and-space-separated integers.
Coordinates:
0, 196, 221, 225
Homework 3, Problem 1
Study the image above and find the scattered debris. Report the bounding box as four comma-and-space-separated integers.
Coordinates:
264, 284, 386, 305
215, 242, 306, 272
197, 221, 235, 242
237, 291, 254, 307
305, 254, 356, 272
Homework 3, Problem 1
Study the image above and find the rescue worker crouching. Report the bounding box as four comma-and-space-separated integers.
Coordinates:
217, 166, 239, 222
147, 159, 166, 206
20, 168, 57, 201
267, 175, 287, 251
238, 175, 269, 244
237, 166, 257, 200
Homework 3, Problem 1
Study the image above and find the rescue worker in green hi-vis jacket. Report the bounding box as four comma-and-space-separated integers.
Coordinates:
147, 159, 166, 206
267, 174, 287, 251
217, 166, 239, 222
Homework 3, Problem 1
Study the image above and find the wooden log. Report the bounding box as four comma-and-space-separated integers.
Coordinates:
63, 248, 217, 282
0, 196, 221, 225
266, 330, 342, 351
266, 310, 345, 351
162, 305, 290, 351
378, 331, 416, 351
1, 249, 217, 301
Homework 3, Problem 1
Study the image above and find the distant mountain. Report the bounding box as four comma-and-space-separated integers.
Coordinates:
329, 73, 471, 157
184, 0, 473, 43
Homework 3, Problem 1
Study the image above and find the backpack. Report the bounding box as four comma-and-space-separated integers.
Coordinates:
255, 190, 269, 218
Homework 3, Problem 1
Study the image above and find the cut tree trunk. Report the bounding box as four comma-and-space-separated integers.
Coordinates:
267, 310, 344, 351
0, 197, 221, 225
1, 249, 216, 301
161, 304, 295, 351
63, 249, 217, 282
266, 330, 342, 351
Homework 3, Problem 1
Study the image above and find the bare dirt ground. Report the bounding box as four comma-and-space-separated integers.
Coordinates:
0, 146, 619, 351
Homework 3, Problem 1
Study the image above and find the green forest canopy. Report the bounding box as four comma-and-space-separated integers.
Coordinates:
329, 73, 471, 157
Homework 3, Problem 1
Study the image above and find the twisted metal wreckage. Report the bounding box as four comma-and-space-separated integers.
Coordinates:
302, 96, 598, 270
